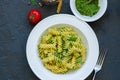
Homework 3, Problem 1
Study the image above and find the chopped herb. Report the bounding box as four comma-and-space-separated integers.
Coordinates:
61, 71, 66, 74
68, 35, 77, 41
54, 50, 59, 57
76, 56, 82, 63
47, 38, 53, 43
62, 36, 65, 46
57, 58, 62, 63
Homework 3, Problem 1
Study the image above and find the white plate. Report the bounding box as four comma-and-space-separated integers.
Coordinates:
26, 14, 99, 80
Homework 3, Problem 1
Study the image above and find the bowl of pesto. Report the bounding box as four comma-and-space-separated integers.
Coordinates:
70, 0, 107, 22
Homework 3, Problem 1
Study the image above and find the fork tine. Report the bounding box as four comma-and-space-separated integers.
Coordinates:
99, 48, 108, 66
92, 48, 108, 80
96, 48, 102, 65
98, 48, 104, 65
97, 48, 108, 66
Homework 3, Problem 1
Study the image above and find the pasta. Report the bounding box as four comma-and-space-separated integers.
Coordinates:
38, 24, 86, 74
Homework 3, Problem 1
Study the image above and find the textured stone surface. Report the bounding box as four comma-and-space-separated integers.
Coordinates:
0, 0, 120, 80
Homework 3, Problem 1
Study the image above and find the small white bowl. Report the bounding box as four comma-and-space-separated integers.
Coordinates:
70, 0, 107, 22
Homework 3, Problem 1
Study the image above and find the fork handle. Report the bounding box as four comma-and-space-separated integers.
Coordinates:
92, 71, 97, 80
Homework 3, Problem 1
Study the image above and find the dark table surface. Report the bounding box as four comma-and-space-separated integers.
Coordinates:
0, 0, 120, 80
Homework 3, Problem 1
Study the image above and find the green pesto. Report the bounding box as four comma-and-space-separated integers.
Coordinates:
75, 0, 100, 16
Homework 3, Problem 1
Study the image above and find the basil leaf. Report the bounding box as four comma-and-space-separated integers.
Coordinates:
76, 56, 82, 63
68, 35, 77, 41
30, 0, 37, 5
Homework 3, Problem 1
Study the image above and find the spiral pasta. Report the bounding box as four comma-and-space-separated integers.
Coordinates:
38, 24, 86, 74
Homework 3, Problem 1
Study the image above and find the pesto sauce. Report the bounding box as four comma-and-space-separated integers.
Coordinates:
75, 0, 100, 16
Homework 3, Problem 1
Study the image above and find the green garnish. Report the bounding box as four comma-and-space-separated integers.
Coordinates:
30, 0, 38, 5
47, 38, 53, 43
61, 71, 66, 74
68, 35, 77, 41
76, 56, 82, 63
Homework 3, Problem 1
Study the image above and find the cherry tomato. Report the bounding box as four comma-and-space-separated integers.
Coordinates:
28, 9, 42, 24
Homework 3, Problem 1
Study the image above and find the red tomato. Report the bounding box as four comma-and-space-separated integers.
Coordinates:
28, 9, 42, 24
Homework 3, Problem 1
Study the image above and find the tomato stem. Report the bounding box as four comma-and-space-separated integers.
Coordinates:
30, 15, 34, 20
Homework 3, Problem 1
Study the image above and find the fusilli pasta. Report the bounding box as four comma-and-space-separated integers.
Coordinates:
38, 24, 86, 74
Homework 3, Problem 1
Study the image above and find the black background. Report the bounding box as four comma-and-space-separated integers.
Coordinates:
0, 0, 120, 80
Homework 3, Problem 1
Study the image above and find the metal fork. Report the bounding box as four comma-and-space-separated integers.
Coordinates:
92, 48, 108, 80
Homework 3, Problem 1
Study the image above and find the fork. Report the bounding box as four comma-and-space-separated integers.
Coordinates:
92, 48, 108, 80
